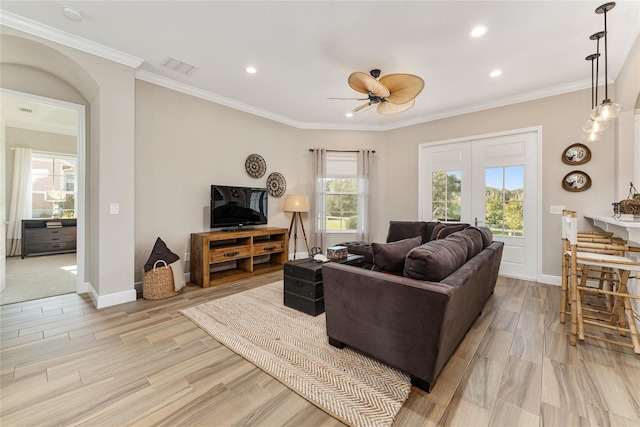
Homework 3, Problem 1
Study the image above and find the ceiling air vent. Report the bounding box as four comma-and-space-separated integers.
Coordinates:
19, 107, 33, 113
163, 57, 197, 76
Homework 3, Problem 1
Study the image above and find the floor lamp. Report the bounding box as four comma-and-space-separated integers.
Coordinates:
284, 194, 310, 260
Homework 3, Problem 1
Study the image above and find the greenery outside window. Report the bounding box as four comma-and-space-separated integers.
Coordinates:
431, 170, 461, 221
324, 152, 358, 232
31, 153, 77, 218
485, 166, 524, 236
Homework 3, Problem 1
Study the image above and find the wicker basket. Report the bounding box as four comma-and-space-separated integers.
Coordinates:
143, 260, 181, 300
619, 182, 640, 215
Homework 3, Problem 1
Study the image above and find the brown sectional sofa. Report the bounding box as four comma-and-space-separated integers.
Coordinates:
322, 226, 503, 393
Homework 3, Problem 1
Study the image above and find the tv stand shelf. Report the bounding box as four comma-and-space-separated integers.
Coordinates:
190, 227, 288, 287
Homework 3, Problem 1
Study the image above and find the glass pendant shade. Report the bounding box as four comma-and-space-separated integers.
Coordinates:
582, 130, 601, 143
582, 117, 609, 133
590, 99, 622, 121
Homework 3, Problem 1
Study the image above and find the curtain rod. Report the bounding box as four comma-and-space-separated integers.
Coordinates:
308, 149, 376, 153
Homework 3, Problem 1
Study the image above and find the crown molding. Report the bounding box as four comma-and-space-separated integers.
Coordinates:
0, 11, 143, 68
135, 70, 306, 128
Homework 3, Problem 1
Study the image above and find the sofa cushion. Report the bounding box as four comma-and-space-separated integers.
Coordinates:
386, 221, 428, 243
467, 226, 493, 248
403, 238, 468, 282
430, 223, 469, 240
372, 236, 422, 274
446, 227, 484, 260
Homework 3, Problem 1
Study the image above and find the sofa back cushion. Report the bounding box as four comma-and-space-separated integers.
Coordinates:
403, 238, 468, 282
386, 221, 428, 243
467, 226, 493, 248
372, 236, 422, 274
446, 227, 484, 261
430, 223, 469, 241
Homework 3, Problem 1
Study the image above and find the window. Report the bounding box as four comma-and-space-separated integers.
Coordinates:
31, 153, 77, 218
323, 152, 358, 231
431, 170, 461, 221
484, 166, 524, 236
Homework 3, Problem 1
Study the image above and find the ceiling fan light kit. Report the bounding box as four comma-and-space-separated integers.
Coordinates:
337, 68, 424, 115
581, 2, 621, 141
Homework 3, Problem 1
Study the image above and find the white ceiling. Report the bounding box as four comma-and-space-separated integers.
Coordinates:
1, 1, 639, 131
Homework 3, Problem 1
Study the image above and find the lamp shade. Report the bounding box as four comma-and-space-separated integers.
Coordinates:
45, 189, 66, 202
284, 194, 309, 213
590, 100, 622, 121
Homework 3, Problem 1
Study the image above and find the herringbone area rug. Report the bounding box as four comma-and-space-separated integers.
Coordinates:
181, 281, 411, 427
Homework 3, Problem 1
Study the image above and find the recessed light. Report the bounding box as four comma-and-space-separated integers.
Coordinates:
490, 69, 502, 78
62, 6, 82, 22
346, 112, 353, 118
470, 25, 488, 38
246, 66, 257, 74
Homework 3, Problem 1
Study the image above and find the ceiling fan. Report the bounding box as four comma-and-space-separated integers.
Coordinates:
330, 69, 425, 115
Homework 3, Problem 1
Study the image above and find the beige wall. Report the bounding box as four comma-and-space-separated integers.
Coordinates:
1, 29, 136, 305
3, 27, 638, 304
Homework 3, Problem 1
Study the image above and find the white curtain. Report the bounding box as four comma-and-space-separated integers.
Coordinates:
356, 149, 373, 242
7, 147, 32, 256
311, 148, 327, 251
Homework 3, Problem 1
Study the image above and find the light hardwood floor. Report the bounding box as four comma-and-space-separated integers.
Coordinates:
1, 272, 639, 426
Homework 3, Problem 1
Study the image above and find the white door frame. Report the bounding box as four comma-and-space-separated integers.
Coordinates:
418, 126, 543, 282
1, 88, 86, 295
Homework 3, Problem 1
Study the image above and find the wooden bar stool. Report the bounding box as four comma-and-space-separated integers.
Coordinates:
563, 210, 640, 354
560, 213, 625, 324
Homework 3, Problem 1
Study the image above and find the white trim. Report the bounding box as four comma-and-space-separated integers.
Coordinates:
539, 274, 561, 287
0, 11, 143, 68
87, 282, 136, 309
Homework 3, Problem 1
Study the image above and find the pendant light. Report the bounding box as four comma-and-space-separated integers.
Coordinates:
590, 2, 622, 121
581, 38, 608, 135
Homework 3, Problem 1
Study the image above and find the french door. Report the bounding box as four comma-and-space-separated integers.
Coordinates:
419, 129, 540, 280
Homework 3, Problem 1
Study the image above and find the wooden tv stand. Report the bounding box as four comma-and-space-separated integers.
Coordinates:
190, 227, 289, 288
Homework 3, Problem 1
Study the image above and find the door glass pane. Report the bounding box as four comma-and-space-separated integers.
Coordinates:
432, 170, 461, 221
485, 166, 524, 236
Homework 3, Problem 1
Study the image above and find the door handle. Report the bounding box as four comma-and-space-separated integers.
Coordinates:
475, 217, 484, 226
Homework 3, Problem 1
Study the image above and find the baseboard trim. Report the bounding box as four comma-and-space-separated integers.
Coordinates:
87, 282, 136, 309
538, 274, 561, 286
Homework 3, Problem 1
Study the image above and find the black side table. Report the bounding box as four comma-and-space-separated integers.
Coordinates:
283, 254, 365, 316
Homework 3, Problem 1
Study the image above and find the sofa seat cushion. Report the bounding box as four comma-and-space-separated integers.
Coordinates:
371, 236, 422, 274
403, 238, 468, 282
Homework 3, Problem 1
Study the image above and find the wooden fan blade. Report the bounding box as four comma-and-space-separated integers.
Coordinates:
352, 102, 375, 114
377, 99, 415, 115
379, 74, 424, 104
348, 72, 390, 97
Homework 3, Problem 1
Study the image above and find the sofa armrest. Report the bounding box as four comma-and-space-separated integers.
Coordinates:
322, 263, 453, 384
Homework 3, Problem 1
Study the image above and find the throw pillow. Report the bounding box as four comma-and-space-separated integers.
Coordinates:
144, 237, 180, 272
372, 236, 422, 274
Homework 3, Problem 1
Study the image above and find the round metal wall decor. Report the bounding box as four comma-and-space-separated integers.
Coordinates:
245, 154, 267, 178
562, 171, 592, 192
266, 172, 286, 198
562, 143, 591, 165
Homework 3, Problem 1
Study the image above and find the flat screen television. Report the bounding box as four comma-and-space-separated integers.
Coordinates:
210, 185, 268, 229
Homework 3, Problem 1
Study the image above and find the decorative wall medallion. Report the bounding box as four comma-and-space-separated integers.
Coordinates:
562, 143, 591, 165
266, 172, 286, 197
562, 171, 592, 192
245, 154, 267, 178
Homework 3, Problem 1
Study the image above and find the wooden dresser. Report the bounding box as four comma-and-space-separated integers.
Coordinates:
21, 219, 77, 259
